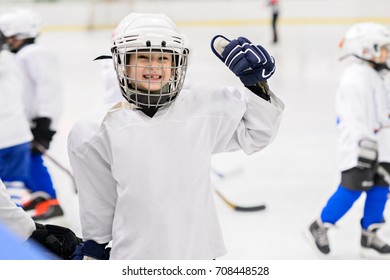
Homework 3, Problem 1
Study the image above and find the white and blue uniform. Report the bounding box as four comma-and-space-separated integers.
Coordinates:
335, 61, 386, 171
0, 50, 32, 205
321, 59, 390, 229
68, 86, 284, 259
376, 73, 390, 165
14, 43, 63, 198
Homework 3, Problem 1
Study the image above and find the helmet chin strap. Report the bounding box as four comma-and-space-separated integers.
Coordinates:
10, 37, 35, 53
340, 54, 390, 72
125, 83, 175, 117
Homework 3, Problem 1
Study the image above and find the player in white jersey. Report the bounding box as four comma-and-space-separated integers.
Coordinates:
0, 178, 35, 241
306, 22, 390, 259
68, 12, 284, 260
0, 221, 51, 260
0, 31, 32, 207
0, 179, 81, 259
0, 9, 64, 221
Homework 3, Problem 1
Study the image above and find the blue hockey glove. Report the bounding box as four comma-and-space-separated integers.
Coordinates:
71, 240, 110, 260
211, 35, 275, 85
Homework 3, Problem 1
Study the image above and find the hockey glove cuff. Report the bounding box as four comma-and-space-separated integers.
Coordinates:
245, 81, 271, 102
31, 117, 56, 153
72, 240, 111, 260
211, 35, 276, 85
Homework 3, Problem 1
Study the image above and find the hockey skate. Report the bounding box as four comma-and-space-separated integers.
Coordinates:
360, 224, 390, 259
22, 191, 51, 212
304, 219, 332, 257
22, 191, 65, 224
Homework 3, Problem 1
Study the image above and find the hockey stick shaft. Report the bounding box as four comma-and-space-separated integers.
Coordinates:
33, 142, 78, 194
214, 188, 266, 212
377, 165, 390, 185
210, 166, 243, 179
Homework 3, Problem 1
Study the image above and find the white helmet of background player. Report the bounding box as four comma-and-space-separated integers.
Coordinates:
339, 22, 390, 70
111, 13, 190, 108
0, 9, 41, 40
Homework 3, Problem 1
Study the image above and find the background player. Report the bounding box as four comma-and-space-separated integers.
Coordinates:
0, 8, 64, 222
306, 22, 390, 259
0, 30, 32, 207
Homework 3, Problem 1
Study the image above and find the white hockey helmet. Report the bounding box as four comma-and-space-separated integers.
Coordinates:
340, 22, 390, 61
111, 12, 190, 108
0, 9, 41, 40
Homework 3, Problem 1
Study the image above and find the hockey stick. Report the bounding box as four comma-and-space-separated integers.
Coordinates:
377, 165, 390, 185
32, 142, 78, 194
214, 188, 266, 212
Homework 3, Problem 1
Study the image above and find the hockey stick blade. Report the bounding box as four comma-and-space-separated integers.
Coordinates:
214, 189, 266, 212
33, 142, 78, 194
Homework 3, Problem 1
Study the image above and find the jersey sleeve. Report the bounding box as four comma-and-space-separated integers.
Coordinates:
19, 46, 63, 128
212, 86, 284, 155
0, 180, 35, 241
67, 121, 117, 244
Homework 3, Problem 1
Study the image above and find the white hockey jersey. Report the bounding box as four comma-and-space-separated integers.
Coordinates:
68, 86, 284, 259
14, 44, 63, 130
0, 180, 35, 241
377, 72, 390, 163
0, 50, 32, 149
335, 60, 390, 171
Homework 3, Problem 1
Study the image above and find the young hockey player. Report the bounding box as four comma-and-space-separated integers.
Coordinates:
68, 12, 284, 260
0, 31, 32, 207
0, 9, 64, 221
306, 22, 390, 259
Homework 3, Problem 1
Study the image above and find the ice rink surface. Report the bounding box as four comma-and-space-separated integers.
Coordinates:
25, 0, 390, 260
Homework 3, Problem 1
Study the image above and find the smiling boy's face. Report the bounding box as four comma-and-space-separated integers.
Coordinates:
125, 51, 173, 92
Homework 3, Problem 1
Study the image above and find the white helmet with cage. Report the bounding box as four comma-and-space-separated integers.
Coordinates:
0, 9, 41, 40
340, 22, 390, 64
111, 12, 190, 108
